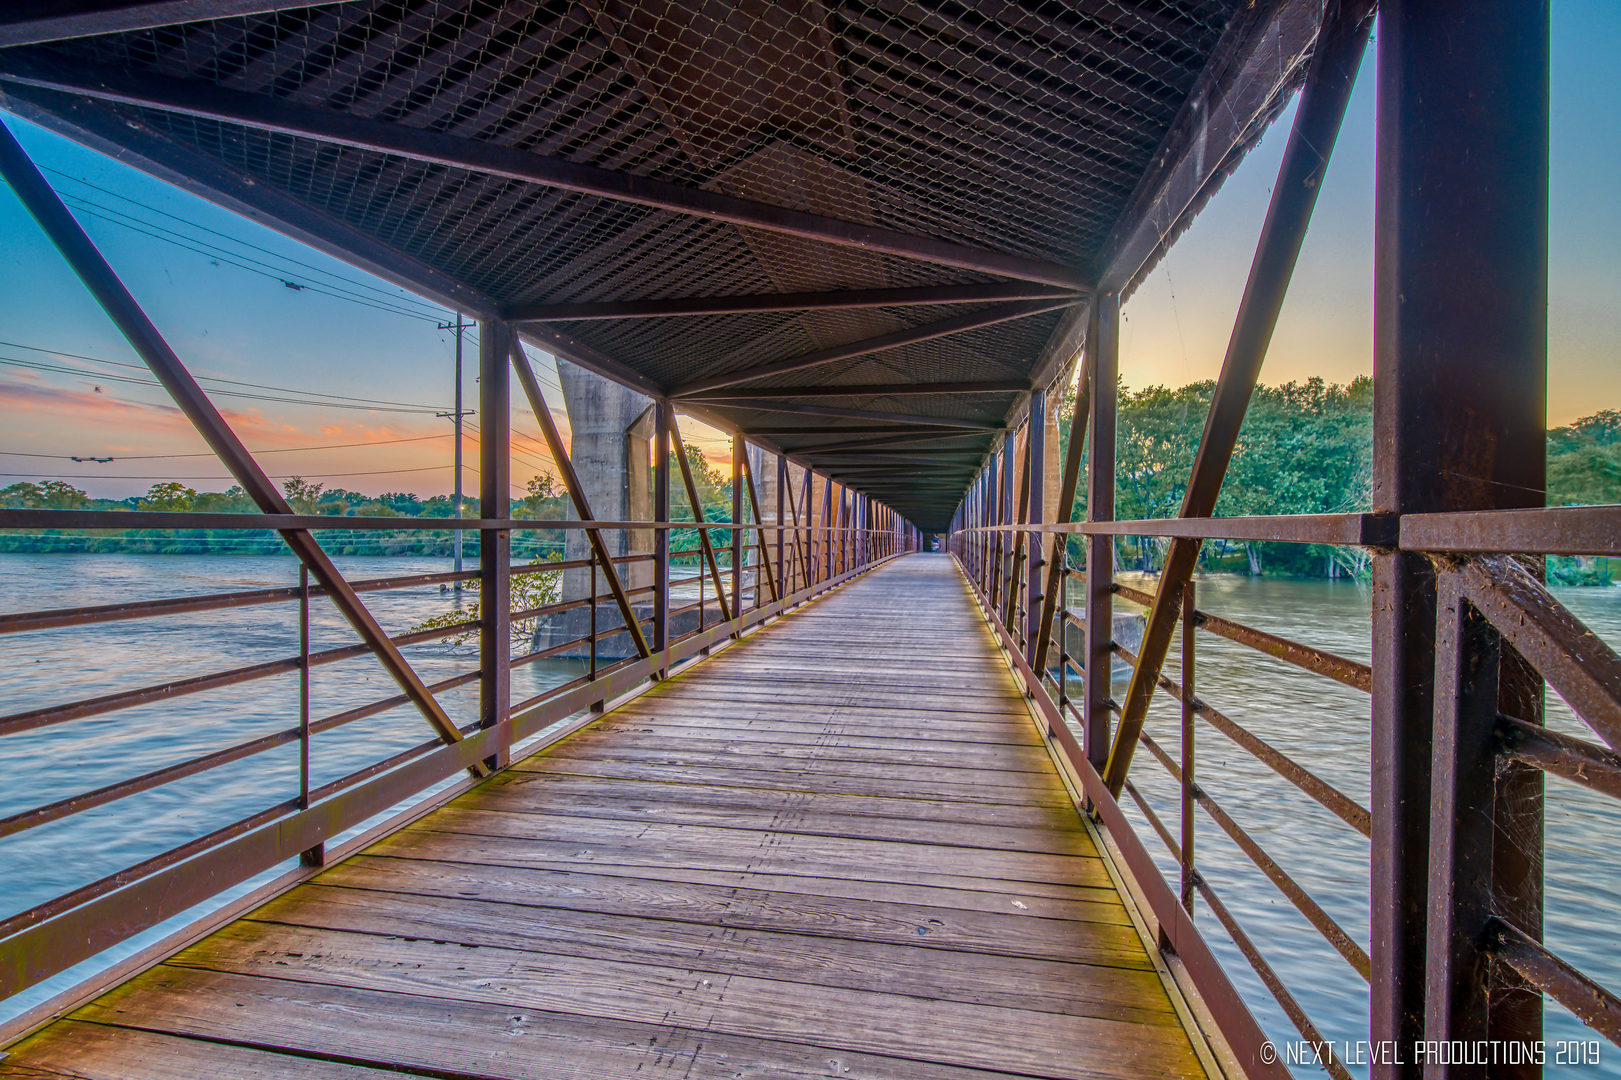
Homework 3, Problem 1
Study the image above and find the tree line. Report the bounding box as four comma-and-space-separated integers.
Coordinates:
5, 388, 1618, 582
1052, 376, 1619, 584
0, 444, 743, 559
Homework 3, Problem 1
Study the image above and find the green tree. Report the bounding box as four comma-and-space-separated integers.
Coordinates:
281, 476, 326, 513
0, 480, 91, 509
140, 482, 197, 512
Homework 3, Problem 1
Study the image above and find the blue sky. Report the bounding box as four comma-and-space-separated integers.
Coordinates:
0, 5, 1615, 501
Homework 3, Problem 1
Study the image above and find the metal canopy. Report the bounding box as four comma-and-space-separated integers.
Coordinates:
0, 0, 1326, 530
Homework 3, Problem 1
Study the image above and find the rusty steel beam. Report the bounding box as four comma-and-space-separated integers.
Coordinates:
509, 340, 651, 660
685, 379, 1029, 401
0, 58, 1088, 289
669, 298, 1076, 397
0, 117, 470, 755
669, 412, 732, 622
1375, 2, 1550, 1073
696, 400, 999, 430
731, 437, 744, 621
1032, 364, 1091, 676
1102, 6, 1371, 799
652, 401, 671, 671
775, 454, 787, 603
0, 1, 357, 48
478, 320, 511, 772
1083, 295, 1116, 769
506, 282, 1080, 322
1025, 387, 1046, 663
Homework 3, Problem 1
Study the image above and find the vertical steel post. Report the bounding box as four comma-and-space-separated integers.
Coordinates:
298, 565, 322, 867
731, 435, 744, 620
1375, 3, 1548, 1074
1084, 294, 1119, 770
1057, 558, 1070, 717
776, 453, 787, 593
447, 311, 467, 590
478, 319, 511, 772
652, 400, 671, 675
988, 447, 1004, 610
1180, 580, 1196, 913
588, 548, 597, 685
822, 477, 834, 584
1001, 436, 1015, 610
1026, 388, 1046, 662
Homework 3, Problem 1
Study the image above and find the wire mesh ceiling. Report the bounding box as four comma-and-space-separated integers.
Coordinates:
0, 0, 1311, 528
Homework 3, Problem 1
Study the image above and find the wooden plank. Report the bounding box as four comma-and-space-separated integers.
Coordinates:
482, 772, 1080, 832
400, 807, 1110, 892
246, 884, 1175, 1024
0, 1020, 398, 1080
75, 966, 1051, 1080
164, 923, 1202, 1080
541, 731, 1057, 773
6, 556, 1209, 1080
456, 779, 1091, 855
515, 755, 1075, 807
609, 694, 1024, 720
596, 707, 1045, 743
329, 852, 1133, 933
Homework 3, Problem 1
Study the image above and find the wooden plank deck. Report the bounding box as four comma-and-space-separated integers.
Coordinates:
0, 555, 1210, 1080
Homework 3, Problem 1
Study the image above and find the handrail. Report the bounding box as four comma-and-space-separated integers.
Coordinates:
950, 503, 1621, 1065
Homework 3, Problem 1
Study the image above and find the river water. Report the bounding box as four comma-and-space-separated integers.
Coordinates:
1095, 572, 1621, 1077
2, 552, 1618, 1074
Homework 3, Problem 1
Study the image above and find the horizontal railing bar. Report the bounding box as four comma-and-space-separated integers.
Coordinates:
0, 617, 479, 738
1490, 917, 1621, 1046
956, 513, 1395, 546
0, 794, 301, 944
1403, 504, 1621, 557
0, 557, 619, 636
1136, 727, 1371, 980
0, 552, 899, 1000
0, 666, 485, 841
1, 573, 697, 738
1113, 642, 1372, 834
1115, 583, 1371, 691
0, 508, 871, 533
1498, 713, 1621, 799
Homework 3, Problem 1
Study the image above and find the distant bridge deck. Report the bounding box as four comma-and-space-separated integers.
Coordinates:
0, 555, 1209, 1080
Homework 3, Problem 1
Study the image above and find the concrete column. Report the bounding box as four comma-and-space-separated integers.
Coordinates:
556, 358, 654, 598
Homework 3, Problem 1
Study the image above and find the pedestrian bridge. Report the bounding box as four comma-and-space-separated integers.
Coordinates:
0, 556, 1214, 1080
2, 2, 1616, 1077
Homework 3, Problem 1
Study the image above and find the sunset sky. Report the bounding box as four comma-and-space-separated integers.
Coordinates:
0, 4, 1615, 502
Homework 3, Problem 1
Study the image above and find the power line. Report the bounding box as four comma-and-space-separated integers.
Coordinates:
0, 339, 446, 410
0, 432, 451, 461
0, 353, 448, 415
42, 165, 445, 317
0, 464, 453, 482
4, 168, 447, 323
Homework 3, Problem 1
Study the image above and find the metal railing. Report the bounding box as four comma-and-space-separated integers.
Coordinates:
0, 507, 916, 1035
950, 505, 1621, 1075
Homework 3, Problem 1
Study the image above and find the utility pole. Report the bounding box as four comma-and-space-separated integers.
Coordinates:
437, 312, 470, 592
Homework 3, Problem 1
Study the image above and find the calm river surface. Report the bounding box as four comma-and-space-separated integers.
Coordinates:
1097, 572, 1621, 1077
2, 552, 1618, 1075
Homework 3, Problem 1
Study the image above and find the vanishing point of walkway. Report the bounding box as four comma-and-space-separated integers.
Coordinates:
1, 556, 1208, 1080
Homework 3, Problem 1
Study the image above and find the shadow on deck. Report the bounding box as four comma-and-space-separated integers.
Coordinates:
1, 555, 1213, 1080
